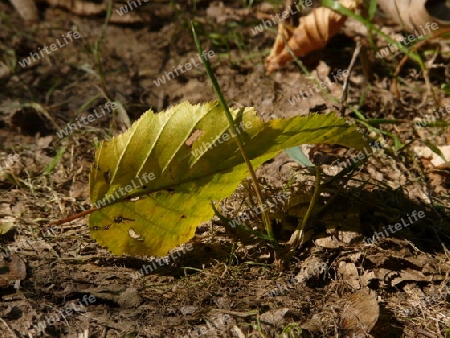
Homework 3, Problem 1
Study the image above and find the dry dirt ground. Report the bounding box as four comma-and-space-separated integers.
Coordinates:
0, 1, 450, 337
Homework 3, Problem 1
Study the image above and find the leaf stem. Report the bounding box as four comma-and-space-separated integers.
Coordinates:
289, 166, 321, 248
191, 23, 278, 250
48, 208, 97, 226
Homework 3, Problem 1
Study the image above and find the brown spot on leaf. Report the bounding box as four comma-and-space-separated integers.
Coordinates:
185, 129, 203, 147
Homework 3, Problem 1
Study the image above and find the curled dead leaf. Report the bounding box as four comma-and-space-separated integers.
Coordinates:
266, 0, 450, 73
377, 0, 450, 33
265, 0, 360, 73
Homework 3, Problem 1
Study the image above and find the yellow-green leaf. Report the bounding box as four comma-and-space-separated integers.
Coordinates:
89, 101, 368, 257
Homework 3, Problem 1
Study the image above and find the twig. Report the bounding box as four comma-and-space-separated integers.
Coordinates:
340, 39, 362, 114
0, 317, 17, 338
48, 208, 97, 227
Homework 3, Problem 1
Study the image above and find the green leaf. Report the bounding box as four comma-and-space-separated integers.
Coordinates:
367, 0, 378, 20
89, 101, 368, 257
285, 146, 314, 167
0, 221, 15, 236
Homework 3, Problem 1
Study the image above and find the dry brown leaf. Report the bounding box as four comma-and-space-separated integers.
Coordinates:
377, 0, 450, 33
413, 145, 450, 169
260, 308, 299, 325
9, 0, 39, 22
340, 288, 379, 336
0, 252, 26, 288
266, 0, 450, 73
265, 0, 361, 73
338, 261, 361, 289
391, 268, 429, 287
117, 287, 143, 308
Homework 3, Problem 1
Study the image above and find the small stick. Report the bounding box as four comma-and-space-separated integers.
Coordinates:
48, 208, 97, 227
340, 39, 362, 115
